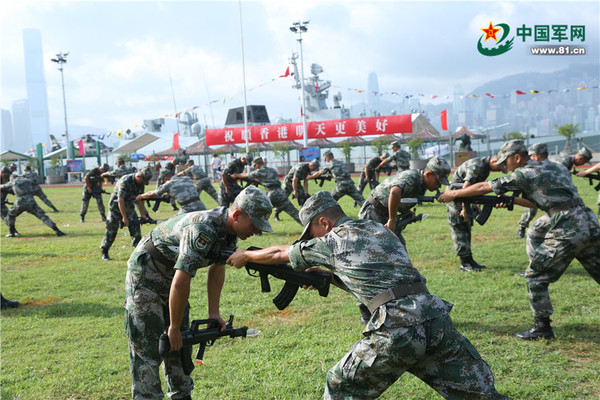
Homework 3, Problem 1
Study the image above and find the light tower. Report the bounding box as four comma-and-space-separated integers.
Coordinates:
50, 52, 71, 159
290, 20, 309, 148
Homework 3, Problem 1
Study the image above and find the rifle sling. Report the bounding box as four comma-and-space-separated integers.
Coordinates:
142, 233, 176, 268
547, 197, 585, 217
366, 282, 429, 314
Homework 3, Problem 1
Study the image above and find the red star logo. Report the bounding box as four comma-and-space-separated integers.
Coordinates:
481, 21, 501, 42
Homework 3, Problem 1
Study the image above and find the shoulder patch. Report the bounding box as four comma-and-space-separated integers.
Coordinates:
193, 231, 213, 251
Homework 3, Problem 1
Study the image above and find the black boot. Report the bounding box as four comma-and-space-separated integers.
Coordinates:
1, 295, 19, 309
273, 211, 281, 222
52, 206, 59, 213
470, 255, 487, 269
5, 226, 17, 238
54, 227, 66, 236
101, 249, 112, 261
80, 214, 85, 223
517, 226, 526, 239
459, 255, 482, 272
516, 317, 555, 340
100, 213, 107, 222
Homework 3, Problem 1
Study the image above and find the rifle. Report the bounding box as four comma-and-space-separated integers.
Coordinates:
315, 174, 332, 187
368, 179, 379, 190
380, 164, 397, 176
572, 170, 600, 191
238, 176, 261, 188
158, 315, 248, 375
400, 190, 441, 206
145, 195, 171, 212
119, 217, 158, 229
90, 187, 109, 199
395, 212, 428, 233
215, 246, 331, 310
1, 200, 13, 206
457, 195, 515, 225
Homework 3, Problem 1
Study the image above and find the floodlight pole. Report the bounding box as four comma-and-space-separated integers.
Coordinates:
51, 52, 71, 160
290, 21, 309, 148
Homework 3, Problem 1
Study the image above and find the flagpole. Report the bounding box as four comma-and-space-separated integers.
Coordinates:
238, 0, 249, 156
168, 70, 181, 157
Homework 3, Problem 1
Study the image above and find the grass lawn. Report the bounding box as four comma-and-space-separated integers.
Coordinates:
1, 174, 599, 399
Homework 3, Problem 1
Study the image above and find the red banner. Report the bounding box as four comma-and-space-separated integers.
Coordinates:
440, 110, 448, 131
205, 114, 413, 146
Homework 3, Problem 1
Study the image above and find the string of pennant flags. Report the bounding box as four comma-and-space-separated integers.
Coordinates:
105, 65, 597, 137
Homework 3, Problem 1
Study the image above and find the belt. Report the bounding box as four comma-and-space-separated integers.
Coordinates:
367, 195, 388, 217
547, 197, 584, 217
142, 234, 176, 268
179, 197, 200, 206
366, 282, 429, 313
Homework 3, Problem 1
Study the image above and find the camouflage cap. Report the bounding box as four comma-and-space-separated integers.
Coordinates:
426, 156, 451, 186
253, 156, 264, 165
496, 140, 527, 164
528, 143, 548, 156
235, 186, 273, 232
299, 191, 339, 241
323, 150, 333, 158
391, 141, 402, 148
25, 165, 32, 171
101, 163, 110, 172
576, 147, 593, 161
140, 166, 153, 185
1, 166, 10, 175
310, 159, 320, 169
243, 153, 253, 164
117, 157, 125, 163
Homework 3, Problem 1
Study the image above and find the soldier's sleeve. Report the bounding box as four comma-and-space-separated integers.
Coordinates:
288, 237, 334, 272
488, 170, 526, 195
175, 224, 218, 277
156, 181, 170, 196
247, 170, 260, 180
116, 178, 129, 198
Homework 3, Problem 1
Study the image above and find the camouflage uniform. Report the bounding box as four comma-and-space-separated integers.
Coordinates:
248, 165, 301, 224
290, 192, 507, 400
284, 163, 311, 200
100, 173, 147, 253
124, 187, 273, 400
157, 163, 178, 210
446, 157, 493, 258
324, 158, 365, 206
24, 170, 58, 211
180, 164, 218, 203
357, 156, 382, 195
489, 159, 600, 319
106, 164, 131, 182
80, 167, 106, 219
1, 176, 63, 235
358, 169, 426, 244
218, 158, 245, 207
386, 148, 411, 173
1, 167, 12, 220
156, 175, 205, 215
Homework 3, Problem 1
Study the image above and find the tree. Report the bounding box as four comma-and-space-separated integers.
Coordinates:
272, 142, 291, 167
338, 139, 353, 164
370, 136, 390, 156
502, 131, 526, 140
555, 123, 580, 153
406, 138, 424, 159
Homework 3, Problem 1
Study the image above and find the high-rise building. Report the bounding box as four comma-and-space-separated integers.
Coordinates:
367, 72, 381, 117
11, 99, 33, 153
1, 109, 14, 152
22, 28, 51, 147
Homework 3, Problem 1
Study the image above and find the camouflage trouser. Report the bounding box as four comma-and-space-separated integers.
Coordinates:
446, 201, 472, 258
284, 178, 308, 207
357, 171, 377, 195
518, 207, 538, 229
196, 177, 218, 203
124, 248, 194, 400
332, 180, 365, 207
33, 187, 57, 210
218, 182, 242, 207
1, 202, 8, 220
324, 313, 508, 400
268, 188, 301, 224
525, 215, 551, 261
358, 202, 406, 246
4, 196, 57, 231
80, 190, 106, 217
524, 206, 600, 318
100, 203, 141, 252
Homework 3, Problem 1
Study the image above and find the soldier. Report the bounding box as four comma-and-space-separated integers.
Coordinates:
23, 165, 59, 212
177, 159, 218, 204
124, 186, 273, 400
359, 156, 450, 245
357, 153, 389, 196
283, 159, 321, 208
101, 157, 130, 183
313, 150, 365, 207
236, 157, 301, 224
1, 166, 13, 221
100, 167, 153, 261
375, 140, 411, 175
446, 155, 506, 271
80, 163, 110, 223
219, 153, 253, 207
1, 174, 66, 237
137, 172, 205, 215
576, 161, 600, 216
156, 158, 181, 211
516, 143, 548, 238
227, 191, 508, 400
438, 140, 600, 340
559, 146, 593, 170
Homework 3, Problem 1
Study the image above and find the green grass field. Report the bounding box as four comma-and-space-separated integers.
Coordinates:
1, 174, 599, 399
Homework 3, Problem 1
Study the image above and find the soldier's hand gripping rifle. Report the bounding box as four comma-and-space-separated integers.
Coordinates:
314, 168, 333, 187
573, 170, 600, 191
158, 315, 248, 375
395, 211, 429, 234
144, 195, 172, 212
216, 246, 331, 310
457, 195, 515, 225
91, 186, 109, 199
119, 217, 158, 229
400, 190, 441, 206
238, 176, 261, 188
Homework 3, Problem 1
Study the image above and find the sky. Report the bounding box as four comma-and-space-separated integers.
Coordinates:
1, 0, 599, 140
